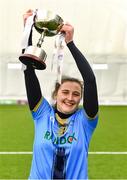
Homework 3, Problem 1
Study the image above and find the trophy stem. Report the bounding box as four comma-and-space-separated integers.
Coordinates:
37, 29, 47, 48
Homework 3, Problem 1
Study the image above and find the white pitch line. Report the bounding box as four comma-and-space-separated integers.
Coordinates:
0, 152, 32, 154
89, 152, 127, 154
0, 152, 127, 155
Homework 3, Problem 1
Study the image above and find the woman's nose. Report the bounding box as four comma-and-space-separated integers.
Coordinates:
67, 93, 73, 100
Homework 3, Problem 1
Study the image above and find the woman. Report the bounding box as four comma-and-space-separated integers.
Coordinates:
23, 9, 99, 180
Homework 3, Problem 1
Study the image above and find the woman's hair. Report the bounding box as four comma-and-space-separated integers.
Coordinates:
52, 75, 84, 100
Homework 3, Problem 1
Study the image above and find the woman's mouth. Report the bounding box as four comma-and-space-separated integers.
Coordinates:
64, 101, 75, 106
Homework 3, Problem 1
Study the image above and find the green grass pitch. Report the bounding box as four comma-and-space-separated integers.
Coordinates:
0, 105, 127, 179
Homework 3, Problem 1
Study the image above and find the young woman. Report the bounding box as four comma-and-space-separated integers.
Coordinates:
23, 9, 99, 180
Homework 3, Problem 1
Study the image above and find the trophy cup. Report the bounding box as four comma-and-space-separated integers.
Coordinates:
19, 10, 64, 70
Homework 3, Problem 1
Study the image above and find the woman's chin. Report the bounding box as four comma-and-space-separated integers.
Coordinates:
62, 108, 76, 114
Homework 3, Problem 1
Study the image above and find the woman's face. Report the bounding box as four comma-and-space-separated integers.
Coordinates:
55, 81, 82, 114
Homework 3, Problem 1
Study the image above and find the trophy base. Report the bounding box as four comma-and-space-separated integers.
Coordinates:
19, 46, 47, 70
19, 54, 46, 70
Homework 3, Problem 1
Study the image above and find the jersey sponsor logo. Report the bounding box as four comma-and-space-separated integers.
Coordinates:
44, 131, 77, 145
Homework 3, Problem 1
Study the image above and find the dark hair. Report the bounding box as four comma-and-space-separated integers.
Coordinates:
52, 75, 84, 100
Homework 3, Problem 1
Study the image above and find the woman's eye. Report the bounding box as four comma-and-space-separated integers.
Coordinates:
74, 93, 80, 96
62, 91, 68, 94
73, 92, 81, 96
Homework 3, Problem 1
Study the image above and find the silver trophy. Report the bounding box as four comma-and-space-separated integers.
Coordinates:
19, 10, 63, 70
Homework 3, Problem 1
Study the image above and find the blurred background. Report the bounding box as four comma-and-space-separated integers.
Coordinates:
0, 0, 127, 105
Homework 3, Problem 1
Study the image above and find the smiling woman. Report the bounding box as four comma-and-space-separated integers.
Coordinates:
22, 9, 99, 180
52, 77, 82, 114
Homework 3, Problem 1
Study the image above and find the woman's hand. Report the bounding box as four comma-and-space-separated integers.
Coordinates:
23, 9, 33, 26
60, 23, 74, 44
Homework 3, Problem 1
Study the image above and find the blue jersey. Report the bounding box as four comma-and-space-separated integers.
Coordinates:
29, 97, 98, 179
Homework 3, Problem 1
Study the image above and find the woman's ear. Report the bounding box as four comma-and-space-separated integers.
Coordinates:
51, 93, 57, 106
53, 93, 57, 100
52, 91, 57, 100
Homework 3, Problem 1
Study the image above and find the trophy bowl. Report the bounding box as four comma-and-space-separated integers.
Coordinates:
34, 10, 64, 36
19, 10, 64, 70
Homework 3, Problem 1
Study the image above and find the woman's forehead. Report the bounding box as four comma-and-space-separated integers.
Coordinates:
60, 81, 81, 90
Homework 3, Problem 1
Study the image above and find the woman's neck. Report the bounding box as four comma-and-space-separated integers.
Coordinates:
55, 108, 74, 119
